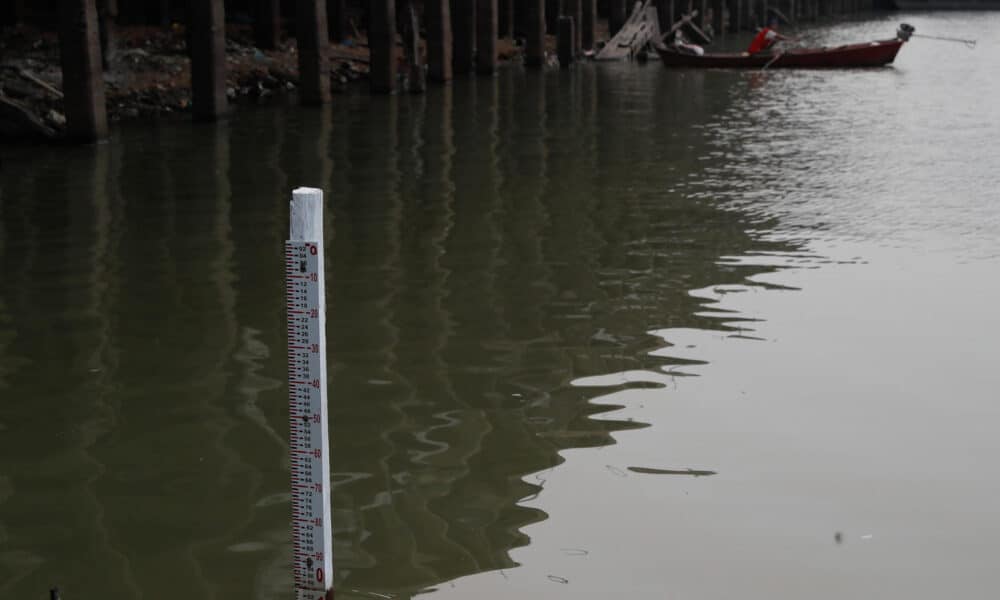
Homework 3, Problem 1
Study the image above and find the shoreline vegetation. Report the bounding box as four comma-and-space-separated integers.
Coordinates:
0, 20, 534, 143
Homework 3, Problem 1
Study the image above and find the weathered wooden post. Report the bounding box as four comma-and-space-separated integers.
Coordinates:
524, 0, 546, 67
477, 0, 498, 74
98, 0, 117, 68
370, 0, 397, 92
452, 0, 476, 75
728, 0, 741, 32
255, 0, 281, 49
557, 15, 574, 67
499, 0, 514, 38
59, 0, 109, 142
581, 0, 595, 50
608, 0, 626, 37
190, 0, 227, 121
565, 0, 582, 55
403, 1, 426, 91
427, 0, 453, 81
297, 0, 331, 104
711, 0, 723, 37
286, 187, 335, 600
327, 0, 347, 42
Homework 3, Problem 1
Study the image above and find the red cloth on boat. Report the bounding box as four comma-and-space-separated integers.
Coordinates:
748, 28, 778, 54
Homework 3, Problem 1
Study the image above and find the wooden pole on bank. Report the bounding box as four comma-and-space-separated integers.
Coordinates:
59, 0, 108, 142
477, 0, 498, 74
255, 0, 281, 49
370, 0, 397, 92
190, 0, 227, 121
453, 0, 476, 74
711, 0, 723, 37
557, 15, 574, 67
524, 0, 546, 67
97, 0, 117, 68
581, 0, 596, 50
327, 0, 347, 42
565, 0, 582, 55
297, 0, 331, 104
608, 0, 626, 37
499, 0, 514, 38
427, 0, 454, 81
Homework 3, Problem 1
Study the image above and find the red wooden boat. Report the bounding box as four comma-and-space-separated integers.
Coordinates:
656, 26, 911, 69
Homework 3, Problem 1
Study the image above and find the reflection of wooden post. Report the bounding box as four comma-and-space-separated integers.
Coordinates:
370, 0, 397, 92
581, 0, 595, 50
297, 0, 331, 104
255, 0, 281, 49
427, 0, 453, 82
608, 0, 625, 37
453, 0, 476, 74
557, 15, 574, 67
190, 0, 227, 121
524, 0, 545, 67
477, 0, 498, 75
59, 0, 108, 141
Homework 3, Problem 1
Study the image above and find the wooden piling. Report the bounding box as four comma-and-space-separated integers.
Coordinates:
98, 0, 117, 69
524, 0, 546, 67
728, 0, 741, 32
296, 0, 331, 104
565, 0, 582, 55
477, 0, 499, 74
608, 0, 626, 37
403, 1, 426, 91
711, 0, 723, 37
499, 0, 514, 38
255, 0, 281, 49
452, 0, 476, 75
59, 0, 109, 141
190, 0, 227, 121
557, 15, 574, 67
581, 0, 595, 50
370, 0, 397, 92
427, 0, 453, 81
327, 0, 346, 42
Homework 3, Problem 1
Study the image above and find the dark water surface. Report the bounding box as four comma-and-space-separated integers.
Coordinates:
2, 13, 999, 600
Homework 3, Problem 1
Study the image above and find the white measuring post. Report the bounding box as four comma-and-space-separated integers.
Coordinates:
286, 187, 334, 600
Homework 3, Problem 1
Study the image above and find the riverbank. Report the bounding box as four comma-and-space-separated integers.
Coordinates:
0, 22, 526, 141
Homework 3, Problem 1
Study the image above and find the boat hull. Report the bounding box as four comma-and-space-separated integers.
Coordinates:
656, 39, 906, 69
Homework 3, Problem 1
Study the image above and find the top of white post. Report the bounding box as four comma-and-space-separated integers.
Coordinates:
290, 187, 324, 242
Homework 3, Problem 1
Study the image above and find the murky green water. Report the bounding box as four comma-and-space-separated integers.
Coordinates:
2, 13, 999, 600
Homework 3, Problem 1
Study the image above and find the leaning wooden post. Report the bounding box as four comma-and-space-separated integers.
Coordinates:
608, 0, 626, 37
59, 0, 108, 142
557, 15, 574, 67
297, 0, 331, 105
452, 0, 476, 75
370, 0, 397, 92
476, 0, 498, 74
404, 1, 426, 91
524, 0, 546, 67
255, 0, 281, 49
581, 0, 595, 50
190, 0, 227, 121
427, 0, 453, 81
286, 188, 335, 600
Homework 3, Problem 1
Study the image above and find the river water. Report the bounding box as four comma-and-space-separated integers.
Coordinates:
2, 12, 999, 600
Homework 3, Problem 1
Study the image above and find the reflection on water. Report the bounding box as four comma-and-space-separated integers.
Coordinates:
4, 49, 816, 598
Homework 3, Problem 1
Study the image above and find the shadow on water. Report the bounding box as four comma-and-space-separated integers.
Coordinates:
0, 63, 805, 599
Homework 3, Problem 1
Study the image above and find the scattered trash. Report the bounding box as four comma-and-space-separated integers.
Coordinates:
547, 575, 569, 584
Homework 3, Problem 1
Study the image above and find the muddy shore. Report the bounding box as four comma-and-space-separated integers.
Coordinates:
0, 22, 527, 141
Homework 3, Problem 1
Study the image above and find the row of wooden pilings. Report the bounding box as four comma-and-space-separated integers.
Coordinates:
53, 0, 878, 143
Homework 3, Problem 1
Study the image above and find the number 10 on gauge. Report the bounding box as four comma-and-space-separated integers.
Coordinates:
286, 188, 333, 600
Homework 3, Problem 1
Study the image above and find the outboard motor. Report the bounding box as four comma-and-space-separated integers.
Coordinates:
897, 23, 915, 41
